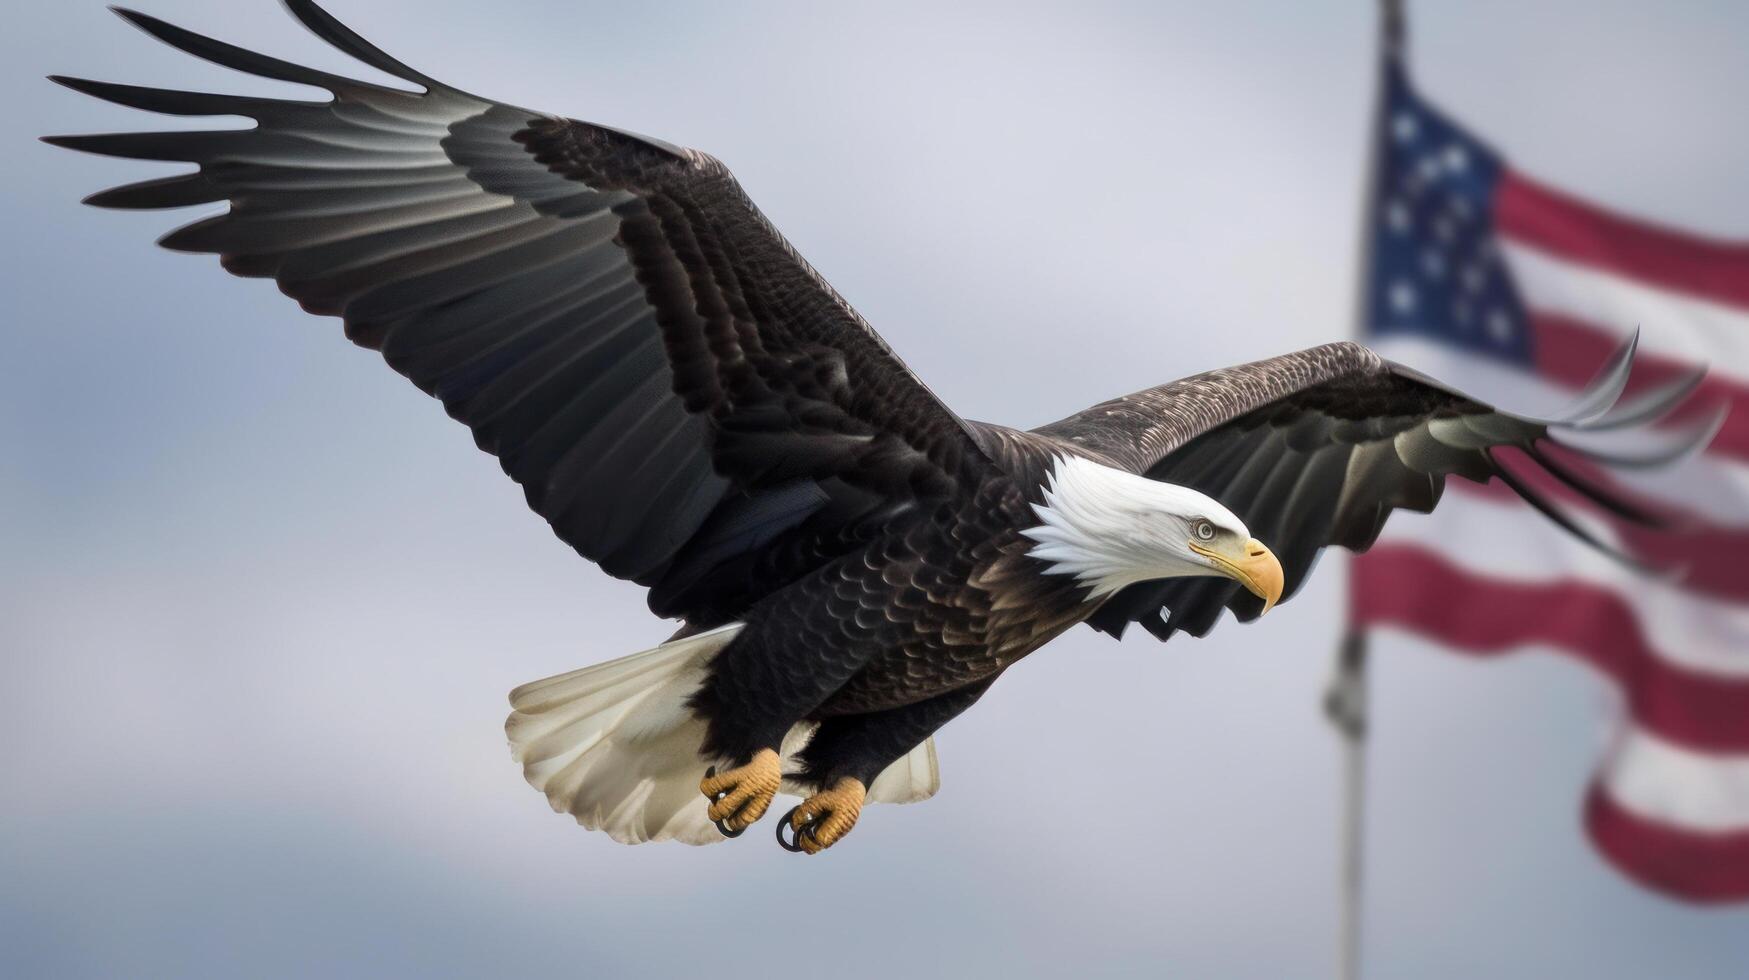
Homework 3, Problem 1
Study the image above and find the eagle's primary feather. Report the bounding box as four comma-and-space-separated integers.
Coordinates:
45, 0, 1714, 851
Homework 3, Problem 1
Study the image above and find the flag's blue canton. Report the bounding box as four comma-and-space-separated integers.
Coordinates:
1367, 61, 1533, 366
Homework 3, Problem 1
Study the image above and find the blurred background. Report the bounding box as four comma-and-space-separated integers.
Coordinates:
4, 1, 1747, 977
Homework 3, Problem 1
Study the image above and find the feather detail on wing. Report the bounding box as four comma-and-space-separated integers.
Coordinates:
1033, 336, 1720, 641
46, 0, 992, 627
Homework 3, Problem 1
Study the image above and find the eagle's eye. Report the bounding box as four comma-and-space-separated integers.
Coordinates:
1193, 519, 1217, 541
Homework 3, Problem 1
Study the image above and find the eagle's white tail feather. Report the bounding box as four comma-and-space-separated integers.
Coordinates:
507, 623, 941, 845
868, 737, 941, 804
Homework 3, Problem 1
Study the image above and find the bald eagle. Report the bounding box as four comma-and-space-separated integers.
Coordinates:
48, 1, 1711, 854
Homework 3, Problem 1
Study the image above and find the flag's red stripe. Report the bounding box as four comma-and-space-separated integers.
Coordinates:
1350, 545, 1749, 753
1498, 171, 1749, 311
1586, 783, 1749, 903
1532, 313, 1749, 464
1446, 457, 1749, 604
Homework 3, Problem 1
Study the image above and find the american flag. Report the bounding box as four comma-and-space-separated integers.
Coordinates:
1353, 57, 1749, 903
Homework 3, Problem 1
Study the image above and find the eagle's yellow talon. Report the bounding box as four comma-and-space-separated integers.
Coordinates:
700, 748, 781, 834
782, 778, 866, 854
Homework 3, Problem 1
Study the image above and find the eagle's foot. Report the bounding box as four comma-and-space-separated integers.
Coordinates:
701, 748, 782, 837
776, 778, 866, 854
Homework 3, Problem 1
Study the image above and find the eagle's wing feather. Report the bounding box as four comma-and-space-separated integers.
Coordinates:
1033, 338, 1714, 641
47, 2, 991, 622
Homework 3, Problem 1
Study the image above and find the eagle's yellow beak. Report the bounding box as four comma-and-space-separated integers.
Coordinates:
1190, 537, 1285, 614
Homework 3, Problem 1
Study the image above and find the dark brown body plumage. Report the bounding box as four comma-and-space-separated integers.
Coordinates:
690, 428, 1094, 783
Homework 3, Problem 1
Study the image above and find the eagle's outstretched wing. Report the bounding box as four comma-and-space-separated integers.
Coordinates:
1032, 337, 1717, 641
46, 1, 992, 626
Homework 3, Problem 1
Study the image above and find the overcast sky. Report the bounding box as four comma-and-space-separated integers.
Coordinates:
4, 2, 1748, 977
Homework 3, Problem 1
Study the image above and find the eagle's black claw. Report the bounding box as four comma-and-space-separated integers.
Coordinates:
775, 805, 809, 852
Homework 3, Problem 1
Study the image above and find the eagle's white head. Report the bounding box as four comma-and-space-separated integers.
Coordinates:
1021, 455, 1285, 608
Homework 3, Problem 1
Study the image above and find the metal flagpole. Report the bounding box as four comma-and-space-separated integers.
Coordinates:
1326, 629, 1370, 980
1326, 3, 1403, 980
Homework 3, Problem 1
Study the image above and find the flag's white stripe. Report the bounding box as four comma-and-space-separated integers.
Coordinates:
1602, 727, 1749, 833
1502, 238, 1749, 375
1373, 491, 1749, 678
1371, 336, 1749, 527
